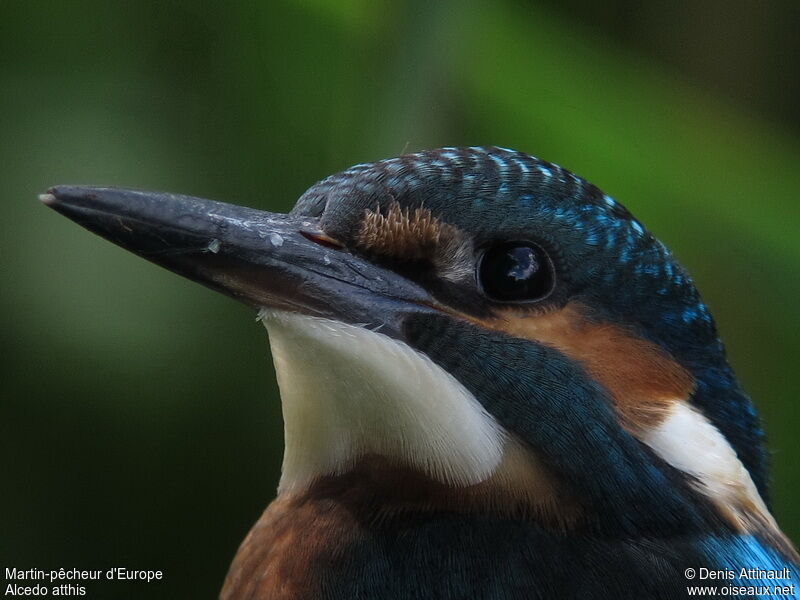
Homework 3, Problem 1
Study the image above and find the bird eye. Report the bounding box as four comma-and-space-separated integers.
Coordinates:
478, 242, 555, 302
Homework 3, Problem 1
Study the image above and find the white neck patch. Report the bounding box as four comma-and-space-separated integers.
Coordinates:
259, 310, 508, 494
642, 401, 774, 531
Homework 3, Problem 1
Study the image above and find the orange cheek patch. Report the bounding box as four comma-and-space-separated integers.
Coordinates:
482, 302, 695, 433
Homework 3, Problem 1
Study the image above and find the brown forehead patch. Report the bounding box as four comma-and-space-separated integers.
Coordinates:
482, 302, 695, 432
356, 202, 464, 260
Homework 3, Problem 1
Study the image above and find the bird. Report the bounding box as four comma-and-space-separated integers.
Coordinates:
41, 146, 799, 599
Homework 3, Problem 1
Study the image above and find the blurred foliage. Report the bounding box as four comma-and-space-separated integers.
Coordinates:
1, 1, 798, 597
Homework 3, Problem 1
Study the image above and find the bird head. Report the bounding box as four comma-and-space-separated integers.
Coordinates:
42, 147, 783, 543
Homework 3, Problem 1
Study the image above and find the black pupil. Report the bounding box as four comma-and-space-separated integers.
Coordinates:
479, 243, 553, 301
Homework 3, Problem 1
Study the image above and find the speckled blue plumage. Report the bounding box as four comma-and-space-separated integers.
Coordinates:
295, 146, 768, 500
271, 146, 800, 598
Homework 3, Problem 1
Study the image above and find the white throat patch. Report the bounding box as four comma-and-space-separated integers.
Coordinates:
259, 310, 508, 494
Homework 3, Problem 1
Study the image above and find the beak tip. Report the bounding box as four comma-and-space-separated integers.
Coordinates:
39, 192, 58, 206
39, 185, 104, 211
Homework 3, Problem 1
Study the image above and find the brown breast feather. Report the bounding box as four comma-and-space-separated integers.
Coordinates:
220, 491, 364, 600
220, 455, 582, 599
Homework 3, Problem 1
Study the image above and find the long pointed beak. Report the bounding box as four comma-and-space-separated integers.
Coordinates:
41, 186, 436, 332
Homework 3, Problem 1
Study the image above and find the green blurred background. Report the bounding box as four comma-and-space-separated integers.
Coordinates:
2, 1, 799, 597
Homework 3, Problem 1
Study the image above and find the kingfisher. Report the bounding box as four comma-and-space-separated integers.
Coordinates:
42, 146, 798, 599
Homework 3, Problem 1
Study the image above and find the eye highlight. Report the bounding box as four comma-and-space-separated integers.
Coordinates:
478, 242, 555, 302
